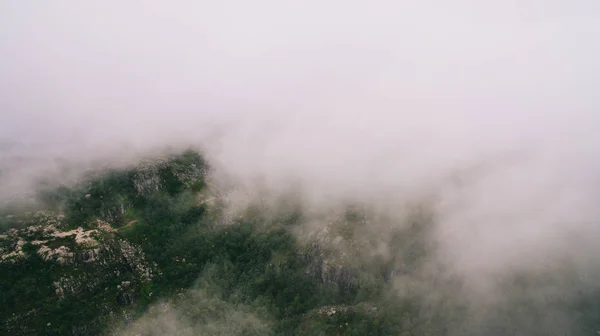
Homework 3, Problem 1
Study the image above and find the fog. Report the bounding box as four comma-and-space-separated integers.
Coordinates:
2, 1, 600, 334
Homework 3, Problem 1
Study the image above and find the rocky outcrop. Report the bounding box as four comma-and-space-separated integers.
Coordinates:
133, 154, 205, 197
0, 151, 209, 336
1, 211, 156, 302
299, 242, 359, 293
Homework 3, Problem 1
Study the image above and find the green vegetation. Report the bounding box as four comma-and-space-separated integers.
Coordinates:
0, 150, 406, 335
1, 150, 599, 335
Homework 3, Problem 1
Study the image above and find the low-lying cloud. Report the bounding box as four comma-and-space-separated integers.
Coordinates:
2, 1, 600, 334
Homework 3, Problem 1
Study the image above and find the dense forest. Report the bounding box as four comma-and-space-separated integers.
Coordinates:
1, 150, 599, 335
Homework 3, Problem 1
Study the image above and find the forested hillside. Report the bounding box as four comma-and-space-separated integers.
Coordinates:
0, 150, 423, 335
1, 150, 599, 335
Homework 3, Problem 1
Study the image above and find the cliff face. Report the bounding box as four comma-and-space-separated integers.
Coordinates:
299, 240, 360, 294
0, 151, 206, 335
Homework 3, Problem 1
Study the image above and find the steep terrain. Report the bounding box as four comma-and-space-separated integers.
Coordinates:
2, 150, 600, 335
0, 150, 423, 335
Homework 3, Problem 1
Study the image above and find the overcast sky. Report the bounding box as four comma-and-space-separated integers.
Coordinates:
2, 2, 600, 299
2, 1, 599, 143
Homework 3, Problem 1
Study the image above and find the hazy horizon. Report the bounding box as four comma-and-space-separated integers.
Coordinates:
2, 1, 600, 334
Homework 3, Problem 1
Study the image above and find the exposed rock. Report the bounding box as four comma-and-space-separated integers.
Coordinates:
27, 225, 41, 233
132, 156, 205, 197
314, 303, 378, 318
79, 248, 101, 263
132, 163, 162, 196
54, 276, 80, 299
39, 245, 74, 264
96, 219, 117, 232
0, 239, 26, 263
299, 242, 359, 293
117, 292, 136, 306
116, 239, 154, 282
52, 227, 98, 246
